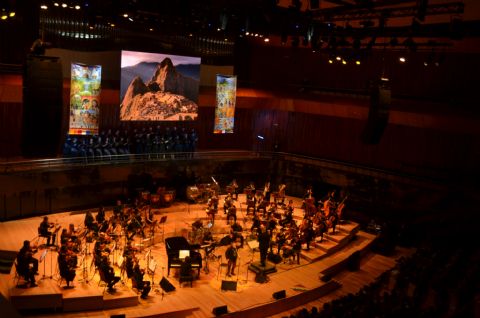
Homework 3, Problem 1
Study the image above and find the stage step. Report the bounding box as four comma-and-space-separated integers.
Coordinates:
300, 247, 327, 263
103, 287, 139, 309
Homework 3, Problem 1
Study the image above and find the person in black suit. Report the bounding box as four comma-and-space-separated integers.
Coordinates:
132, 263, 151, 299
225, 242, 238, 277
258, 225, 270, 267
16, 240, 38, 287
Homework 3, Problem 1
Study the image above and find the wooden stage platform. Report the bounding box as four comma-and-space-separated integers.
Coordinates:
0, 195, 378, 318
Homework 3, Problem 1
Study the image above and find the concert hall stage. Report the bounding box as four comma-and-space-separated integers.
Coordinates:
0, 195, 377, 318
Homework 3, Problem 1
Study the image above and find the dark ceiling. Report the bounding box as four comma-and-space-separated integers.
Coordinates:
1, 0, 479, 63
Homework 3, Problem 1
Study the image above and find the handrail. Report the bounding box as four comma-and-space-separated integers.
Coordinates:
0, 150, 452, 186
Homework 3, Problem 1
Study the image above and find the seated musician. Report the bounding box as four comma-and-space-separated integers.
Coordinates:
96, 206, 106, 224
16, 240, 38, 287
223, 193, 233, 214
58, 243, 76, 288
229, 179, 239, 200
251, 214, 261, 234
275, 228, 287, 254
98, 255, 120, 293
123, 241, 137, 278
132, 263, 151, 299
229, 225, 244, 248
267, 202, 277, 219
179, 256, 193, 279
66, 223, 78, 243
282, 236, 301, 265
39, 216, 57, 246
267, 215, 277, 237
226, 204, 237, 225
113, 200, 123, 218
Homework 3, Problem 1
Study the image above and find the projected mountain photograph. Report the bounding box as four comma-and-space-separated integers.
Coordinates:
120, 50, 201, 121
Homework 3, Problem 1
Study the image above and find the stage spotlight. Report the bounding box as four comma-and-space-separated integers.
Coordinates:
342, 60, 347, 65
399, 57, 406, 63
40, 4, 48, 10
356, 60, 361, 65
257, 135, 264, 140
128, 17, 133, 22
75, 5, 80, 10
423, 61, 428, 67
54, 2, 59, 6
1, 15, 7, 20
149, 28, 154, 31
61, 3, 67, 8
264, 37, 270, 42
9, 12, 15, 17
336, 56, 341, 61
123, 13, 128, 18
328, 59, 333, 64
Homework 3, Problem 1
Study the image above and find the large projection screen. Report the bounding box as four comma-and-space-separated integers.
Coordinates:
214, 74, 237, 134
68, 63, 101, 135
120, 50, 201, 121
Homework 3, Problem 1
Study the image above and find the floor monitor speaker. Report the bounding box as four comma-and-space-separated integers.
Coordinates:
159, 277, 176, 292
212, 305, 228, 316
273, 289, 286, 300
221, 280, 237, 291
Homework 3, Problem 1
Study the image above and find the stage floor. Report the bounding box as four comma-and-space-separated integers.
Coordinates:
1, 195, 378, 318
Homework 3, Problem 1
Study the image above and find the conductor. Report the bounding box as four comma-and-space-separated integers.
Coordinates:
257, 225, 270, 267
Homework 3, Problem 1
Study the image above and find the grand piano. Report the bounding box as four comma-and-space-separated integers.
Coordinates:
165, 236, 202, 276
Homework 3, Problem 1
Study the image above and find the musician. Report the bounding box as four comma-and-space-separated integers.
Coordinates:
179, 255, 193, 279
96, 206, 106, 224
16, 240, 38, 287
98, 255, 121, 293
229, 225, 244, 248
275, 228, 287, 254
132, 263, 151, 299
258, 225, 270, 267
303, 185, 313, 200
84, 210, 95, 231
267, 215, 277, 237
39, 216, 57, 246
66, 223, 79, 243
289, 236, 302, 265
226, 204, 237, 225
223, 193, 233, 215
225, 241, 238, 277
123, 241, 137, 279
263, 181, 271, 202
229, 179, 239, 200
303, 220, 315, 250
58, 243, 76, 288
251, 214, 261, 234
113, 199, 123, 217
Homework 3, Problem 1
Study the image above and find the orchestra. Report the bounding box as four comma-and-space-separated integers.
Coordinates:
14, 178, 349, 305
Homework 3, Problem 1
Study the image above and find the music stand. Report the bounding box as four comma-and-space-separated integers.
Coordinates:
40, 249, 48, 279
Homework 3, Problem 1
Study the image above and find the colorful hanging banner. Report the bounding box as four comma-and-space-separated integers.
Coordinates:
68, 63, 101, 135
214, 74, 237, 134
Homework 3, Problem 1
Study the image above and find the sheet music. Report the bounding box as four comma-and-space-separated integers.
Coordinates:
148, 259, 157, 273
40, 249, 48, 262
